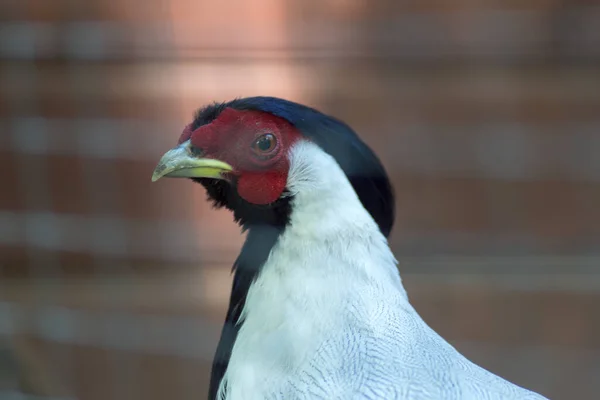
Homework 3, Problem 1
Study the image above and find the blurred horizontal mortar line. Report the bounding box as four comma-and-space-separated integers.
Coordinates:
3, 59, 600, 75
0, 299, 599, 363
398, 255, 600, 271
1, 54, 600, 65
403, 273, 600, 294
3, 62, 600, 106
2, 259, 600, 294
0, 301, 221, 360
4, 116, 181, 160
0, 211, 202, 262
3, 117, 600, 182
1, 52, 600, 63
1, 210, 599, 263
453, 340, 600, 357
1, 10, 600, 61
198, 261, 600, 293
0, 391, 74, 400
198, 256, 600, 275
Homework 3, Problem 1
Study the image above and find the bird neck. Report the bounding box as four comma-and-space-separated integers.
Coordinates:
209, 142, 404, 399
264, 186, 404, 299
250, 140, 405, 298
213, 169, 405, 399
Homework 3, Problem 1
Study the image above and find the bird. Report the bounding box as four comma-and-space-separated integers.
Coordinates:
152, 97, 549, 400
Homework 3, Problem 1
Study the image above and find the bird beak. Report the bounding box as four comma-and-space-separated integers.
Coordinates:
151, 143, 233, 182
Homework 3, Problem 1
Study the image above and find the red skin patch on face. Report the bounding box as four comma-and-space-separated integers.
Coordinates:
178, 124, 193, 144
181, 108, 302, 205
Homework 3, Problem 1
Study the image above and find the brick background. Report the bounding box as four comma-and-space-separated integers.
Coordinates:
0, 1, 599, 399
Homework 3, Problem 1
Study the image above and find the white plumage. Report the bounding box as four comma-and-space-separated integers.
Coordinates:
219, 141, 548, 400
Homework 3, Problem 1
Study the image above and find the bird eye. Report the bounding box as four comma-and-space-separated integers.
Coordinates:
252, 133, 277, 155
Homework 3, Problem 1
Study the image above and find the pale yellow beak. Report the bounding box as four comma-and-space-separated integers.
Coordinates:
151, 143, 233, 182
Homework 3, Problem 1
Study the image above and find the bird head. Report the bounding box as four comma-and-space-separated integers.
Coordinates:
152, 97, 395, 236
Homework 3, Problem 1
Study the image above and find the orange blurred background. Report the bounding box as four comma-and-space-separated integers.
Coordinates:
1, 1, 599, 399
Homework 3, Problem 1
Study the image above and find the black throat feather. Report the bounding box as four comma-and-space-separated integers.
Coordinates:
196, 179, 292, 400
191, 98, 395, 399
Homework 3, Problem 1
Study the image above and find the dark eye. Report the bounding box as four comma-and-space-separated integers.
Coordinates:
252, 133, 277, 154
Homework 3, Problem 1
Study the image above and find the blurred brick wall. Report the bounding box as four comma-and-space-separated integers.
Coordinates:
0, 1, 599, 399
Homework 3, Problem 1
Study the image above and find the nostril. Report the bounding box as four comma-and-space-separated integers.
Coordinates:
189, 145, 203, 157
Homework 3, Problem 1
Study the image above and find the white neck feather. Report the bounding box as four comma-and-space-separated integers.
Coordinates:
218, 141, 407, 400
282, 140, 403, 286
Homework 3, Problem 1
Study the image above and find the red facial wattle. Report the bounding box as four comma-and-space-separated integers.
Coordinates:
179, 108, 302, 205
